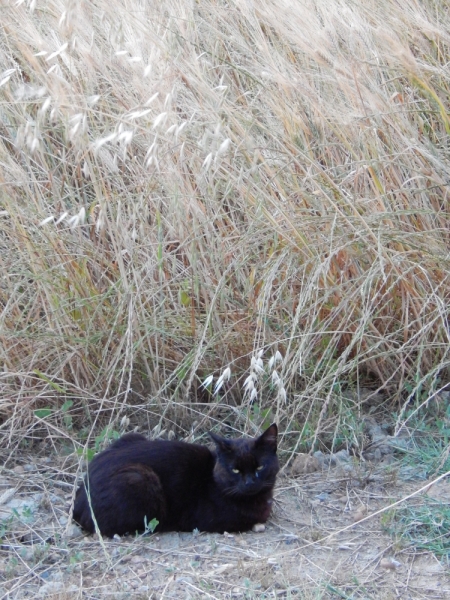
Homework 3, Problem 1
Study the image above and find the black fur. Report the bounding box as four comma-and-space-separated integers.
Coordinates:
73, 425, 279, 537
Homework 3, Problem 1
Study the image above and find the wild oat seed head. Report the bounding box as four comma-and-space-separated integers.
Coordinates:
221, 367, 231, 381
39, 215, 55, 226
243, 376, 255, 394
201, 375, 214, 389
55, 212, 68, 225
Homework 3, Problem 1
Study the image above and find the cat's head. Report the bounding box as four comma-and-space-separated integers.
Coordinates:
210, 424, 279, 497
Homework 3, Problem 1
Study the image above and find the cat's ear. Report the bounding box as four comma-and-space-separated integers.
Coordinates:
256, 423, 278, 452
209, 432, 234, 454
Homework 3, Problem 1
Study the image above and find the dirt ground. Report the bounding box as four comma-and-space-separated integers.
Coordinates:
0, 446, 449, 599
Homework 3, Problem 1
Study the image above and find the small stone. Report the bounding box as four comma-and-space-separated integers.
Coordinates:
38, 582, 64, 596
177, 576, 193, 585
6, 497, 36, 512
252, 523, 265, 533
23, 464, 36, 472
40, 569, 52, 581
334, 449, 350, 463
352, 508, 367, 523
13, 466, 24, 474
121, 555, 132, 563
342, 464, 355, 473
63, 524, 83, 539
59, 516, 68, 526
315, 492, 329, 502
380, 557, 401, 570
291, 454, 320, 475
130, 555, 144, 565
47, 553, 60, 564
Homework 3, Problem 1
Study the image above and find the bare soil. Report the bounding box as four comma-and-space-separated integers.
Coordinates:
0, 446, 449, 599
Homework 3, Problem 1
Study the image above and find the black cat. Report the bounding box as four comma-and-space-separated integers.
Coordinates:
73, 424, 279, 537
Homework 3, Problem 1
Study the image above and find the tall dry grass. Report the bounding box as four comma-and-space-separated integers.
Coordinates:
0, 0, 449, 447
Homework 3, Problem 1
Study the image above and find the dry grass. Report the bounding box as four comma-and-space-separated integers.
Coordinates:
0, 0, 449, 446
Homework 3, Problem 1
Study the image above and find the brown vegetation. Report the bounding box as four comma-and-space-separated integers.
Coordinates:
0, 0, 449, 444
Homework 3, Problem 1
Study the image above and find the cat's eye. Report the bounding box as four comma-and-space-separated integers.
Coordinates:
232, 468, 240, 474
256, 466, 264, 471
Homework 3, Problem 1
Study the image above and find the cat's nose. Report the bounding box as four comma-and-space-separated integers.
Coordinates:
244, 475, 253, 486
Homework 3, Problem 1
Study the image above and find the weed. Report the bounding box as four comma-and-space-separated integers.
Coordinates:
0, 515, 14, 540
384, 499, 450, 559
142, 516, 159, 535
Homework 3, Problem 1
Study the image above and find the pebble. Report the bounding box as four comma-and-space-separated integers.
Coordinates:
13, 466, 24, 474
130, 555, 145, 565
177, 576, 193, 584
342, 464, 355, 473
315, 492, 329, 502
39, 568, 59, 581
380, 557, 401, 570
5, 497, 37, 512
314, 449, 350, 467
63, 524, 83, 539
252, 523, 265, 533
47, 553, 60, 564
352, 508, 367, 523
291, 454, 321, 475
38, 582, 64, 596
